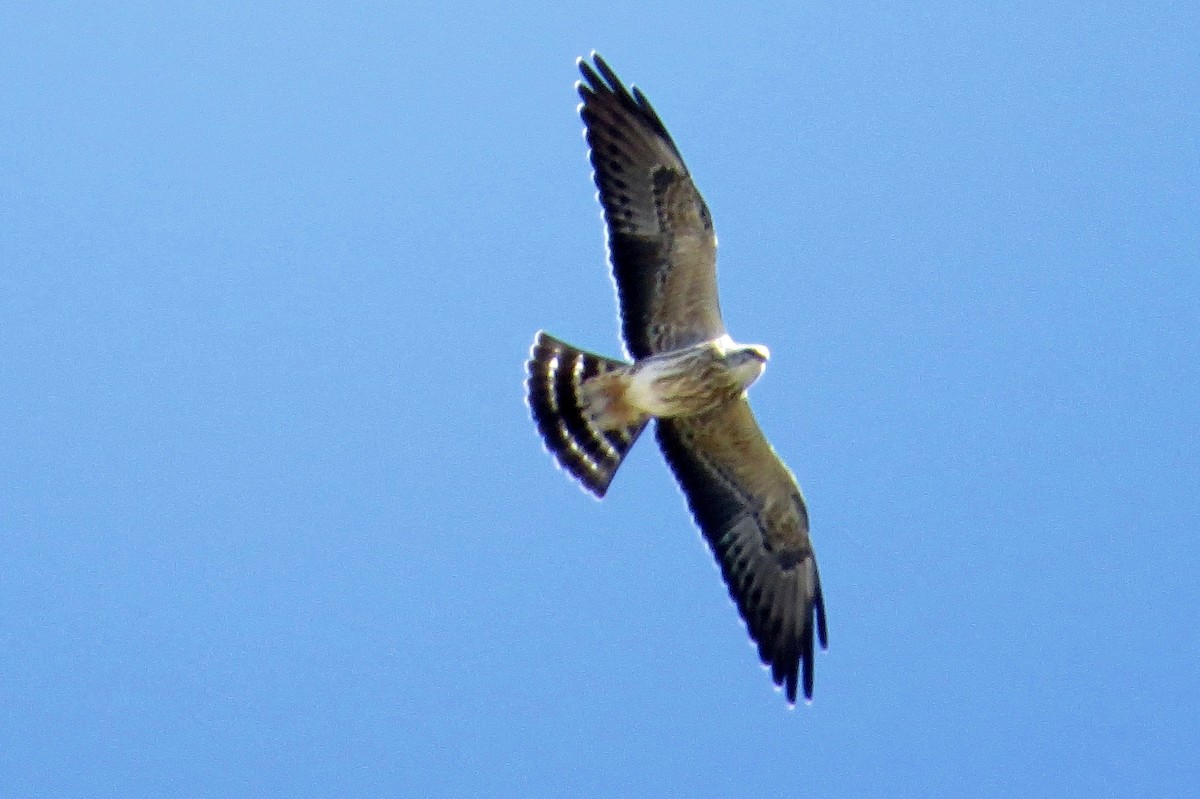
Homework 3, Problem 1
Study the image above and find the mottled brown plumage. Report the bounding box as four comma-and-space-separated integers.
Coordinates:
526, 53, 827, 704
577, 56, 724, 359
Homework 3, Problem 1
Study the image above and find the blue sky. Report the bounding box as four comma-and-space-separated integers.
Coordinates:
3, 2, 1198, 796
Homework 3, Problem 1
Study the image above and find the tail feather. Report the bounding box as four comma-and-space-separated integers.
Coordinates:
526, 331, 648, 497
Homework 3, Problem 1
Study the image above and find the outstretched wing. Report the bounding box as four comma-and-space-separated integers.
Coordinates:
656, 399, 827, 703
577, 53, 725, 360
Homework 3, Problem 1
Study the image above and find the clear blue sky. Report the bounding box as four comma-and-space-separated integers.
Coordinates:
3, 3, 1197, 796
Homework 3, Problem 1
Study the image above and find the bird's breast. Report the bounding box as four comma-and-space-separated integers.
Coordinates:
626, 345, 745, 418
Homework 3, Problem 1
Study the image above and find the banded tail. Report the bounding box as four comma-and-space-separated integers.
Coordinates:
526, 331, 649, 497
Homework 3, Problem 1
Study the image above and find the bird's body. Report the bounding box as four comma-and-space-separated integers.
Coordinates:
526, 54, 827, 704
584, 335, 767, 428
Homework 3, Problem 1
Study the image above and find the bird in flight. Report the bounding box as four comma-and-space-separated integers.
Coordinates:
525, 53, 827, 704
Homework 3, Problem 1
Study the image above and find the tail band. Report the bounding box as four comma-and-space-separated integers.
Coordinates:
526, 331, 647, 497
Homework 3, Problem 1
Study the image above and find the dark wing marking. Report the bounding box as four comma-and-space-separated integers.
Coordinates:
577, 53, 725, 360
656, 399, 827, 703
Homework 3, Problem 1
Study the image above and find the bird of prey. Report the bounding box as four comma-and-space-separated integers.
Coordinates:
525, 54, 827, 704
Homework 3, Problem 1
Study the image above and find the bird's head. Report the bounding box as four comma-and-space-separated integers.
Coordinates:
729, 343, 770, 389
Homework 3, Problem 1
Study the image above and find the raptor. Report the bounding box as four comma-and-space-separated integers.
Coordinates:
526, 54, 827, 704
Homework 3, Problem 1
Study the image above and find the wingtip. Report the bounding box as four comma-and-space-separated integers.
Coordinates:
814, 569, 829, 650
577, 54, 600, 84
